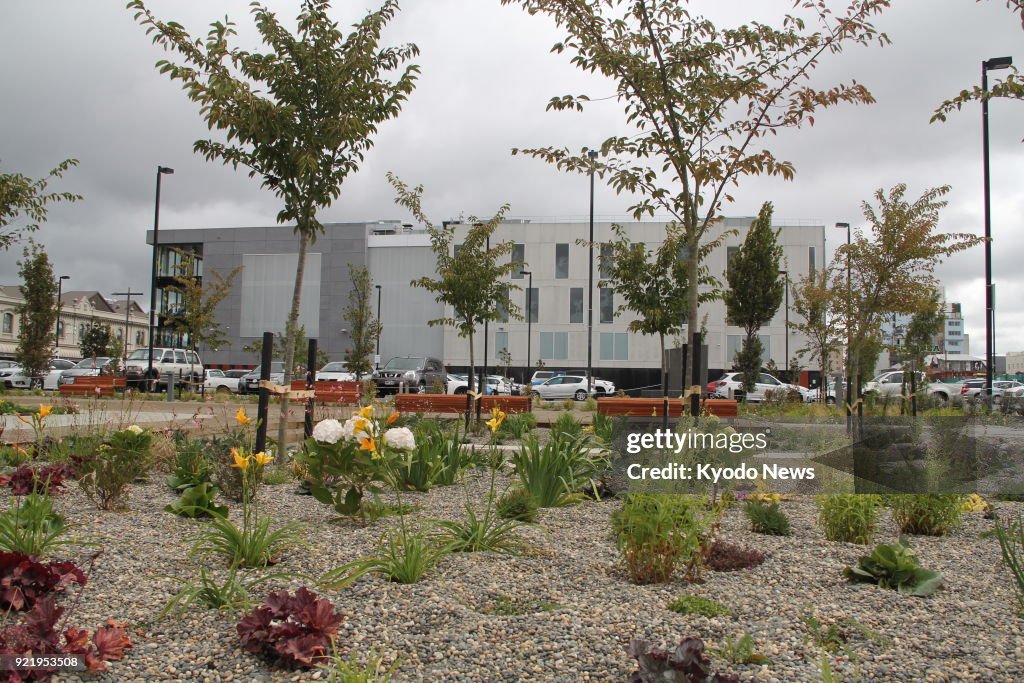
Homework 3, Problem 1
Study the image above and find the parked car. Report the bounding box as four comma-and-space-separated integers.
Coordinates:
58, 357, 113, 386
240, 362, 286, 394
316, 362, 356, 382
803, 380, 840, 404
0, 359, 75, 390
974, 380, 1024, 403
372, 357, 445, 394
204, 369, 243, 395
709, 372, 806, 403
530, 370, 566, 386
532, 374, 615, 401
0, 360, 19, 370
863, 370, 927, 399
957, 378, 989, 402
123, 347, 203, 390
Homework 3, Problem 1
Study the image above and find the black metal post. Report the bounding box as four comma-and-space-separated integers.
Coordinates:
479, 235, 490, 424
148, 166, 173, 391
255, 332, 273, 455
55, 276, 69, 350
690, 332, 702, 417
112, 289, 143, 373
587, 149, 597, 397
523, 271, 533, 383
305, 338, 317, 439
375, 285, 382, 369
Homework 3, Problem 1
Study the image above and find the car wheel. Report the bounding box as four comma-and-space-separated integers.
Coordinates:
531, 391, 541, 399
216, 386, 230, 395
574, 389, 587, 401
454, 387, 467, 395
30, 378, 43, 390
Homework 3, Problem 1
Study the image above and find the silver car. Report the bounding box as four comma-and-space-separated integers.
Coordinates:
58, 357, 113, 386
372, 357, 445, 394
532, 374, 615, 401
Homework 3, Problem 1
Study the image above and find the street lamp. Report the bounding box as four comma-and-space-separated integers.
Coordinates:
55, 275, 70, 351
522, 270, 532, 383
835, 222, 852, 418
983, 56, 1012, 397
148, 165, 174, 390
779, 270, 789, 382
375, 285, 382, 369
586, 149, 598, 397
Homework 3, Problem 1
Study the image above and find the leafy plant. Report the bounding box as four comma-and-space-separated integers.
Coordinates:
712, 632, 770, 665
498, 412, 536, 440
496, 486, 538, 523
743, 500, 791, 536
75, 425, 152, 510
705, 540, 766, 572
433, 473, 525, 555
889, 494, 962, 536
166, 434, 213, 492
817, 494, 879, 544
513, 434, 606, 508
0, 464, 74, 496
666, 595, 730, 618
161, 564, 300, 617
801, 608, 893, 660
322, 524, 449, 587
990, 512, 1024, 613
236, 587, 344, 669
612, 494, 716, 584
0, 493, 79, 557
628, 637, 739, 683
325, 647, 397, 683
164, 482, 228, 519
844, 537, 942, 596
0, 552, 86, 611
394, 422, 467, 492
550, 411, 583, 442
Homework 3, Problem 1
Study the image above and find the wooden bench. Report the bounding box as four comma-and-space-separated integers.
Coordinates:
289, 380, 361, 405
58, 375, 127, 397
394, 393, 532, 415
597, 397, 738, 418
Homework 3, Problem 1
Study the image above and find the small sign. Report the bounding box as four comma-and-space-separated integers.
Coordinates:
373, 354, 381, 366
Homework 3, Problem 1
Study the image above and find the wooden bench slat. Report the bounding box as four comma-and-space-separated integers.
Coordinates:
58, 376, 126, 396
394, 394, 531, 414
597, 397, 737, 418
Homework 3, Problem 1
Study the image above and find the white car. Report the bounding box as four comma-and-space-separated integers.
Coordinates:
316, 362, 356, 382
532, 374, 615, 401
710, 372, 806, 403
0, 359, 75, 390
204, 369, 244, 395
446, 374, 510, 395
863, 370, 927, 398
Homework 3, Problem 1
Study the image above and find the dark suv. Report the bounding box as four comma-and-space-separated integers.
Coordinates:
372, 357, 445, 394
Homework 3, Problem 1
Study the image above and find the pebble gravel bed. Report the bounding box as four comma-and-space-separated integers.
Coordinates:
21, 470, 1023, 682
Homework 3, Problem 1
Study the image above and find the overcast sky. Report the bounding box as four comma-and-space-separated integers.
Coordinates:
1, 0, 1021, 355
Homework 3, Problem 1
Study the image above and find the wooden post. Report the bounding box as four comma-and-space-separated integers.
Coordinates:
255, 332, 272, 454
305, 338, 317, 439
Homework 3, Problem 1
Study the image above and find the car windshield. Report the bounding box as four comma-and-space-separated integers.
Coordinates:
127, 349, 154, 360
320, 362, 348, 372
247, 362, 284, 375
75, 358, 109, 369
383, 358, 422, 371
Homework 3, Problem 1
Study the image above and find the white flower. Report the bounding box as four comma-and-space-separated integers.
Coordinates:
312, 418, 344, 444
342, 415, 375, 442
126, 425, 143, 435
384, 427, 416, 451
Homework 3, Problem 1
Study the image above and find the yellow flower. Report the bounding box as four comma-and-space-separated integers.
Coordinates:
230, 448, 251, 470
486, 417, 501, 433
386, 411, 399, 425
252, 451, 273, 467
37, 405, 53, 418
235, 407, 250, 426
352, 417, 371, 437
359, 437, 377, 454
358, 405, 375, 419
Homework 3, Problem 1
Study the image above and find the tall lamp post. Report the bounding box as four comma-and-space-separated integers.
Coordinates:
55, 275, 70, 351
586, 149, 598, 396
522, 270, 532, 383
113, 289, 143, 372
375, 285, 382, 369
148, 165, 174, 390
835, 222, 852, 419
983, 56, 1012, 396
779, 270, 789, 382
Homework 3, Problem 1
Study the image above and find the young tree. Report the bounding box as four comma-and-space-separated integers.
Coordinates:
723, 203, 783, 391
790, 265, 841, 400
1, 159, 81, 251
15, 241, 58, 383
79, 324, 114, 360
342, 264, 381, 380
388, 173, 520, 425
242, 324, 328, 371
130, 0, 420, 451
596, 222, 716, 396
501, 0, 889, 399
164, 250, 242, 378
835, 184, 982, 392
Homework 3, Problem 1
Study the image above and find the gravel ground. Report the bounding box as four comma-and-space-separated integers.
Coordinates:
11, 469, 1020, 682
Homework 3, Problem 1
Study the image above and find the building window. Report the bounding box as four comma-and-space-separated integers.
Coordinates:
1, 313, 11, 334
497, 285, 510, 323
116, 329, 123, 341
599, 332, 628, 361
599, 244, 613, 279
495, 331, 509, 357
454, 243, 463, 258
726, 335, 772, 369
136, 330, 145, 345
78, 324, 86, 339
511, 244, 525, 278
569, 288, 583, 324
57, 320, 64, 339
527, 288, 538, 323
727, 246, 740, 275
555, 243, 569, 279
600, 288, 614, 324
540, 331, 568, 360
808, 246, 816, 276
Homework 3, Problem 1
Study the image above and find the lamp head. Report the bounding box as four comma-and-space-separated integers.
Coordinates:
520, 270, 532, 276
59, 275, 70, 281
158, 166, 175, 175
835, 222, 850, 230
984, 56, 1013, 71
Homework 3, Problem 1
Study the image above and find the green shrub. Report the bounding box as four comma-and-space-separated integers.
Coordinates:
496, 487, 538, 523
0, 493, 74, 557
611, 494, 716, 584
590, 412, 627, 449
161, 565, 283, 616
991, 512, 1024, 613
512, 435, 606, 508
844, 537, 942, 596
325, 647, 396, 683
713, 632, 770, 665
666, 595, 731, 618
167, 434, 213, 492
164, 482, 228, 518
498, 412, 536, 440
551, 412, 583, 442
323, 524, 449, 586
889, 494, 962, 536
192, 512, 301, 569
77, 426, 153, 511
817, 494, 879, 544
395, 423, 468, 492
0, 444, 32, 468
743, 500, 791, 536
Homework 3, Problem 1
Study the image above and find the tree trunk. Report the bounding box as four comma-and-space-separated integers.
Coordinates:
685, 236, 699, 413
277, 231, 309, 456
465, 326, 475, 430
659, 332, 666, 396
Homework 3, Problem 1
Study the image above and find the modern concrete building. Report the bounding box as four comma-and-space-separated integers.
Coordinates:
150, 217, 824, 387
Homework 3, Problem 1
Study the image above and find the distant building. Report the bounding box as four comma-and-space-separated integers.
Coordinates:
1007, 351, 1024, 376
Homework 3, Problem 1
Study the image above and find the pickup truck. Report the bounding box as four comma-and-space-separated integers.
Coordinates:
203, 368, 247, 395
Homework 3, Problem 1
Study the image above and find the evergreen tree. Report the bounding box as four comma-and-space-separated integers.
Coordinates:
724, 203, 783, 392
342, 264, 381, 381
79, 324, 114, 360
15, 241, 58, 382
